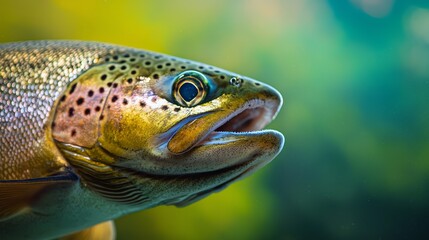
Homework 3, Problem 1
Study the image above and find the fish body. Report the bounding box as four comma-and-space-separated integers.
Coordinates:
0, 41, 284, 239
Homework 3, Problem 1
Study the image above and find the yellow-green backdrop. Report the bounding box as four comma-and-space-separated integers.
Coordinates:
2, 0, 429, 239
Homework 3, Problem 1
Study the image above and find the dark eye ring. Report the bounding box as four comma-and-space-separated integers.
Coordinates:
173, 70, 208, 107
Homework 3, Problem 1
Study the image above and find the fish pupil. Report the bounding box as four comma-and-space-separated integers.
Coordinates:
179, 82, 198, 102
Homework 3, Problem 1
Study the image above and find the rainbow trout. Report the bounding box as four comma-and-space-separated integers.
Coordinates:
0, 41, 284, 239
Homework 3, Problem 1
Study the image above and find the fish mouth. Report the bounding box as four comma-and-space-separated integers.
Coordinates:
216, 99, 275, 132
200, 99, 278, 145
168, 97, 282, 155
164, 94, 284, 176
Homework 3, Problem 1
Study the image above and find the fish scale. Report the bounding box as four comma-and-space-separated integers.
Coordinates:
0, 41, 114, 180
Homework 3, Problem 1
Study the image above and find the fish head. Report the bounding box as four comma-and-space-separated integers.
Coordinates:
53, 50, 284, 206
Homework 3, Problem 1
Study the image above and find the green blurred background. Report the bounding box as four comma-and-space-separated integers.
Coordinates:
2, 0, 429, 239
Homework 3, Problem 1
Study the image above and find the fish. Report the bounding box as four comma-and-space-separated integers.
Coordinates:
0, 41, 284, 239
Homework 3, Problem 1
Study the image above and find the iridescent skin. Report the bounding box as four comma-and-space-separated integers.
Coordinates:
0, 41, 284, 239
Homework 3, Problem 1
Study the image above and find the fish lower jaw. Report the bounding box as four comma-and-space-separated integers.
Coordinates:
164, 144, 280, 208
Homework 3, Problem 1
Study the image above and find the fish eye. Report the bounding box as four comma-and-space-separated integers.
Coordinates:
173, 70, 208, 107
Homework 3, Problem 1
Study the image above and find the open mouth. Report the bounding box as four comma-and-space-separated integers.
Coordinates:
196, 98, 279, 147
215, 105, 272, 132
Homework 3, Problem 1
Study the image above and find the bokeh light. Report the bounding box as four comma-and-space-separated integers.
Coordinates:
2, 0, 429, 239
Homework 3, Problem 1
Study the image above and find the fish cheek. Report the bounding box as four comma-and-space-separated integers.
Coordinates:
97, 86, 180, 159
52, 66, 117, 148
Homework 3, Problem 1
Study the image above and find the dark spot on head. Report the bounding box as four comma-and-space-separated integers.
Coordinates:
107, 105, 111, 109
113, 83, 118, 88
113, 56, 119, 60
157, 64, 163, 69
122, 99, 128, 105
105, 57, 110, 62
171, 58, 176, 61
60, 95, 66, 102
88, 90, 94, 97
154, 55, 161, 59
101, 74, 107, 81
71, 129, 77, 137
127, 78, 133, 84
166, 62, 171, 66
152, 97, 157, 102
69, 83, 77, 94
51, 122, 56, 129
107, 82, 112, 87
68, 108, 75, 117
76, 98, 84, 105
220, 75, 225, 80
174, 107, 180, 112
214, 70, 220, 73
84, 108, 91, 115
121, 65, 127, 70
161, 105, 168, 110
123, 54, 130, 58
170, 68, 176, 72
144, 61, 151, 66
99, 115, 104, 120
255, 82, 261, 86
130, 58, 136, 62
109, 65, 115, 71
198, 66, 204, 70
139, 54, 145, 58
99, 87, 105, 93
180, 66, 186, 69
112, 95, 118, 102
119, 60, 126, 64
140, 101, 146, 107
153, 74, 159, 79
95, 106, 101, 112
131, 70, 137, 75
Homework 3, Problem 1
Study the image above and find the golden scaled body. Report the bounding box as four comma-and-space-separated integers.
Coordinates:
0, 41, 284, 239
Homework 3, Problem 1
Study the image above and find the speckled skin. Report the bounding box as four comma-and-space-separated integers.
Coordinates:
0, 41, 113, 180
0, 41, 284, 239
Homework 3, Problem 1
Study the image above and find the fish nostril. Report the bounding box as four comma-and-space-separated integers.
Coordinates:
229, 77, 243, 88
